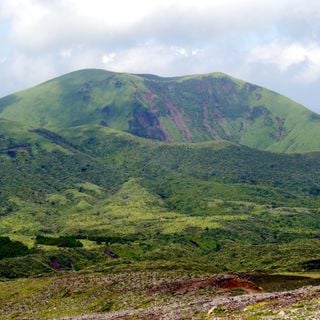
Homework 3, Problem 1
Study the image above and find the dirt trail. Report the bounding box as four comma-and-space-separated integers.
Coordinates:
59, 285, 320, 320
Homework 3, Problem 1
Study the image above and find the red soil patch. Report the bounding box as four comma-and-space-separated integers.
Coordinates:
150, 275, 262, 295
143, 91, 173, 142
222, 81, 236, 94
145, 91, 155, 105
202, 102, 223, 140
165, 99, 192, 141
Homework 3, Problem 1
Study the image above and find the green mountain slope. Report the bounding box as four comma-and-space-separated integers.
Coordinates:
0, 69, 319, 152
2, 69, 320, 318
2, 120, 320, 221
1, 120, 320, 319
1, 125, 320, 265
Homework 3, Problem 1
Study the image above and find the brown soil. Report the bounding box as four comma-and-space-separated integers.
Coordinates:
202, 101, 223, 140
143, 91, 173, 142
150, 274, 261, 295
165, 99, 192, 141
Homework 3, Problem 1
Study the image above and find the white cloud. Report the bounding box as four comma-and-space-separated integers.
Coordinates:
102, 53, 116, 65
102, 45, 176, 75
1, 53, 57, 93
248, 41, 320, 83
171, 46, 188, 57
0, 0, 300, 53
191, 49, 200, 56
1, 0, 320, 110
60, 49, 72, 58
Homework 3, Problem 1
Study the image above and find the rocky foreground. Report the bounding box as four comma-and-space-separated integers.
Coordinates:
2, 272, 320, 319
58, 276, 320, 320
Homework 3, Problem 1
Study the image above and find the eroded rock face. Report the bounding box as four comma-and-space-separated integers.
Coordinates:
128, 108, 169, 141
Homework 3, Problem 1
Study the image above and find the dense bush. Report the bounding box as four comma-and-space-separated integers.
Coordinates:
0, 236, 30, 260
35, 235, 83, 248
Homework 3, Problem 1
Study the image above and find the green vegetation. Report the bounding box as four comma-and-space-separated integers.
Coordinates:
0, 236, 30, 260
35, 235, 83, 248
1, 69, 320, 318
1, 69, 320, 152
1, 126, 320, 279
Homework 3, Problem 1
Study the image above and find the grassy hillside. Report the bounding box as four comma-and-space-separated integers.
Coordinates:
0, 69, 320, 152
1, 124, 320, 280
2, 69, 320, 317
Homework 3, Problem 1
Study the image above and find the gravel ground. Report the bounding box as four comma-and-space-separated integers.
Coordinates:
58, 285, 320, 320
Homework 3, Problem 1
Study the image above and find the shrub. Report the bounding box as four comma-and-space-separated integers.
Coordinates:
0, 236, 30, 260
35, 235, 83, 248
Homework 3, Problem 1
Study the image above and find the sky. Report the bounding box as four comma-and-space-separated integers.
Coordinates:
1, 0, 320, 112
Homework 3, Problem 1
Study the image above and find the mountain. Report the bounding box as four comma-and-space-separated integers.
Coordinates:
2, 69, 320, 318
0, 69, 320, 152
2, 120, 320, 317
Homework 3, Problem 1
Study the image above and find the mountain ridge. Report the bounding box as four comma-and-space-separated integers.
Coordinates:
0, 68, 319, 153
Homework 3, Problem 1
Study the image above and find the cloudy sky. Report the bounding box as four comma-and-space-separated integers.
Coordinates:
1, 0, 320, 111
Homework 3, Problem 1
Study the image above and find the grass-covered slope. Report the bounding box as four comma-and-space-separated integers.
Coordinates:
2, 121, 320, 318
1, 124, 320, 279
2, 70, 320, 318
60, 125, 320, 202
0, 69, 320, 152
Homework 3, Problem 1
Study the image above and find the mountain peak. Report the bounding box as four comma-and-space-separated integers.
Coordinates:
0, 69, 319, 153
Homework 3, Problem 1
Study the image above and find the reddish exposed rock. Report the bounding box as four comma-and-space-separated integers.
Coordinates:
165, 100, 192, 141
150, 274, 262, 295
143, 91, 173, 142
